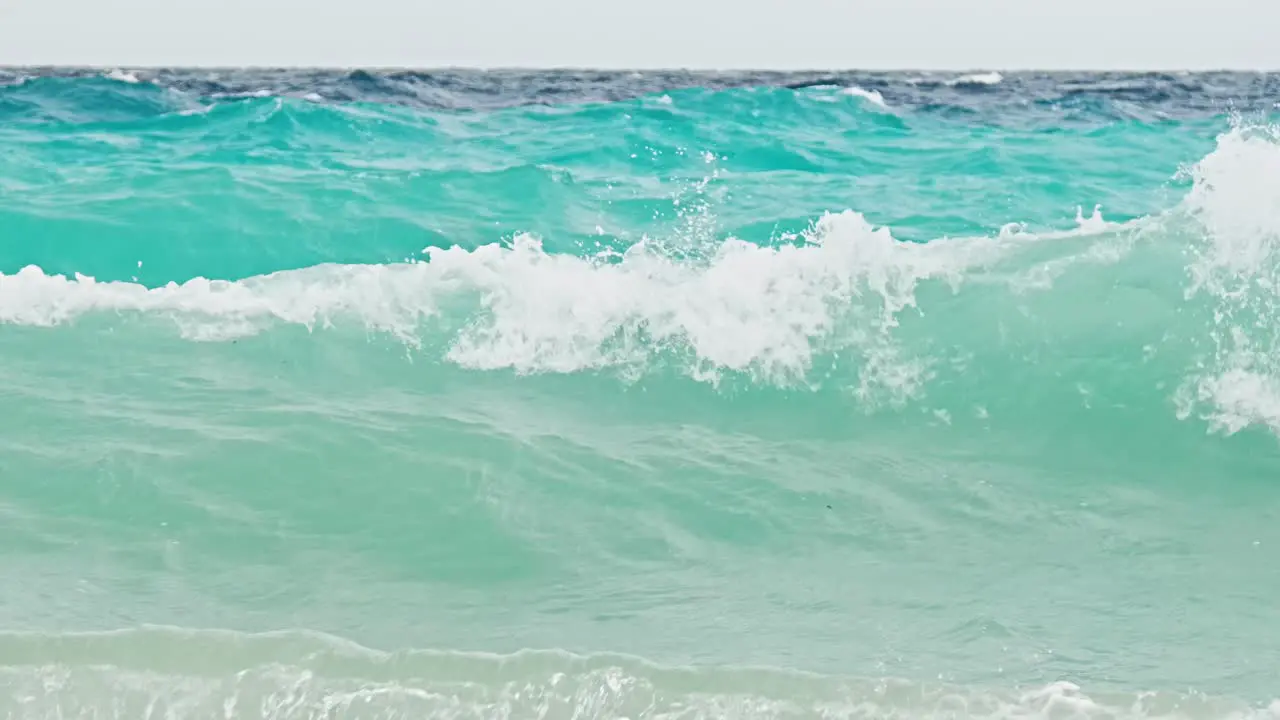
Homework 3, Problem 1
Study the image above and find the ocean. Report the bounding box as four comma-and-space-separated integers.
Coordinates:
1, 68, 1278, 719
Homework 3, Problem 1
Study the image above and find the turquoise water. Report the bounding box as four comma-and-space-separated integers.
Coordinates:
1, 70, 1279, 719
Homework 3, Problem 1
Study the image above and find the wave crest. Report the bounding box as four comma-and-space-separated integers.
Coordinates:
0, 207, 1126, 408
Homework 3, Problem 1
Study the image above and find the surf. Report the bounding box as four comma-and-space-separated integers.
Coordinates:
3, 71, 1280, 717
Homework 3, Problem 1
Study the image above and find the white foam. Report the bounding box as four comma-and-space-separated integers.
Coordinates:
1180, 123, 1280, 436
0, 629, 1275, 720
411, 210, 994, 394
948, 71, 1004, 86
1181, 367, 1280, 435
0, 189, 1148, 406
211, 89, 272, 99
1184, 125, 1280, 289
839, 86, 887, 107
0, 211, 1053, 397
104, 69, 140, 84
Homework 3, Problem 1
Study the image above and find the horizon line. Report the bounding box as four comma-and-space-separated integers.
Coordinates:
2, 64, 1278, 74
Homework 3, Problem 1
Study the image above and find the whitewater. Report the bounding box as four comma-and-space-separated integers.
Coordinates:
1, 68, 1279, 719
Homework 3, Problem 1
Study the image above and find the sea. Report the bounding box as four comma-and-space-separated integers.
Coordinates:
1, 67, 1279, 719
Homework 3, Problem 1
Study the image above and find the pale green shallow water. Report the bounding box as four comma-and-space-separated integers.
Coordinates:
1, 71, 1279, 718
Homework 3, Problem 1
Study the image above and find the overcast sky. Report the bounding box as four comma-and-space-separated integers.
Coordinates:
0, 0, 1274, 70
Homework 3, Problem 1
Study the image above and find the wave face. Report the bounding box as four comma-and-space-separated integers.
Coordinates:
2, 70, 1280, 718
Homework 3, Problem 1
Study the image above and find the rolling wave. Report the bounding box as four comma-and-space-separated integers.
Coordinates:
1, 123, 1277, 435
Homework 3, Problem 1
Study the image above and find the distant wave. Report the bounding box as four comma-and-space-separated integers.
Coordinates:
0, 68, 1273, 116
948, 71, 1004, 86
103, 68, 140, 84
839, 85, 888, 107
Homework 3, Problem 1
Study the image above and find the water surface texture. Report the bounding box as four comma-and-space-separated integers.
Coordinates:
2, 68, 1280, 719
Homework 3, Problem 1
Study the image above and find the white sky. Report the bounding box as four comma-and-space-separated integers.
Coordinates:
0, 0, 1274, 70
